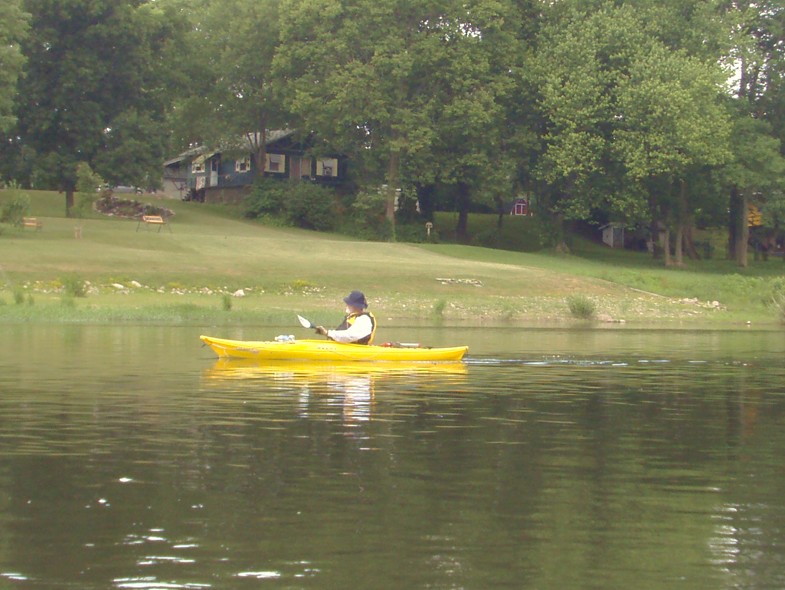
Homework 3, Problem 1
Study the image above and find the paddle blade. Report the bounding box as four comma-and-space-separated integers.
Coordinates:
297, 315, 313, 329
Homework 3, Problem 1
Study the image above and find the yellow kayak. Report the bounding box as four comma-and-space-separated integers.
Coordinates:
200, 335, 468, 362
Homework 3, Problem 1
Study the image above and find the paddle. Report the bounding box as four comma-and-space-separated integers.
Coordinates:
298, 314, 328, 338
297, 314, 314, 329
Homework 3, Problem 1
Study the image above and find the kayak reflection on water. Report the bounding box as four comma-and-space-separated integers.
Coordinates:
202, 359, 468, 424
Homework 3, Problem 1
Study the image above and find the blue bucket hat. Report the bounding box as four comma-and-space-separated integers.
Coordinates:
343, 290, 368, 309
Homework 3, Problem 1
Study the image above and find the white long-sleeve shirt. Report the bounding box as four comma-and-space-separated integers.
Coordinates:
327, 314, 374, 343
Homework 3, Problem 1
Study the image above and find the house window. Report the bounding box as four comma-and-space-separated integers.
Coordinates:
192, 160, 205, 173
265, 153, 286, 174
235, 157, 251, 173
316, 158, 338, 177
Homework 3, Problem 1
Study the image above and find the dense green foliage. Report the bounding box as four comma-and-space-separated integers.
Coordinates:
2, 0, 785, 265
244, 178, 337, 231
2, 0, 188, 215
0, 191, 30, 227
0, 0, 29, 133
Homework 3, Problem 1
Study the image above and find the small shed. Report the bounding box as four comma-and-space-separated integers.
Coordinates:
600, 223, 625, 248
510, 198, 529, 216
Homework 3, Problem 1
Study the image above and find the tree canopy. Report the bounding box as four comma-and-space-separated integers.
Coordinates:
0, 0, 29, 133
5, 0, 187, 214
2, 0, 785, 264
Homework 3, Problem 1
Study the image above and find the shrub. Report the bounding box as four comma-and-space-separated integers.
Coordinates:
60, 274, 87, 298
221, 293, 232, 312
245, 179, 337, 231
772, 294, 785, 324
344, 189, 392, 240
12, 286, 25, 305
244, 178, 287, 219
433, 299, 446, 318
567, 294, 596, 319
395, 221, 437, 243
75, 162, 104, 219
287, 182, 336, 231
771, 281, 785, 324
1, 193, 31, 227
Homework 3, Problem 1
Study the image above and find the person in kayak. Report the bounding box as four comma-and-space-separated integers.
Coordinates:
315, 290, 377, 345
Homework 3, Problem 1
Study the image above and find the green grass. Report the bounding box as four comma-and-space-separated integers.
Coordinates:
1, 188, 783, 326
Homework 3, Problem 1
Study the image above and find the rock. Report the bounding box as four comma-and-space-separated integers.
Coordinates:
112, 283, 125, 290
130, 281, 142, 288
233, 289, 246, 298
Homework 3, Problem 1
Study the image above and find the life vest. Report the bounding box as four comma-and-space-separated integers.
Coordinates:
337, 311, 377, 345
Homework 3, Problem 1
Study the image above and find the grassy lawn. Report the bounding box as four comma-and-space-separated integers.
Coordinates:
1, 189, 783, 326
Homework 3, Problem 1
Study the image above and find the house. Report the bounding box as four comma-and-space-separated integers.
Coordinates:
162, 130, 345, 204
600, 223, 625, 248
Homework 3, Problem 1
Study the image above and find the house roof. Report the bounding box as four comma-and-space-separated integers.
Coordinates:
163, 145, 210, 168
163, 130, 298, 166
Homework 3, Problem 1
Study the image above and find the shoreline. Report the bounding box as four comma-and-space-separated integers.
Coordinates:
0, 288, 775, 328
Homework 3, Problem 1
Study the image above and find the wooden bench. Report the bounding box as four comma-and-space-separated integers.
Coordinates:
22, 217, 42, 230
136, 214, 171, 233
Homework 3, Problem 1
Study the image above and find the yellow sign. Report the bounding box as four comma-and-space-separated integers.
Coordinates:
748, 204, 763, 227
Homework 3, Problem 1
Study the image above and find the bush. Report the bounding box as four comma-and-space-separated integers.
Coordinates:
244, 179, 337, 231
60, 274, 87, 298
395, 221, 438, 243
567, 294, 596, 319
75, 162, 104, 219
221, 293, 232, 312
244, 178, 288, 220
287, 182, 336, 231
433, 299, 446, 318
342, 189, 392, 240
1, 193, 31, 227
771, 292, 785, 324
12, 286, 25, 305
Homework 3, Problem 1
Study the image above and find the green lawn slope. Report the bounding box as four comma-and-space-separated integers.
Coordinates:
1, 189, 783, 326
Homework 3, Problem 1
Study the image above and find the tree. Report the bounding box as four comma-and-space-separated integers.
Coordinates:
0, 0, 29, 134
614, 43, 731, 265
414, 0, 529, 241
168, 0, 287, 173
723, 114, 785, 266
275, 0, 443, 235
10, 0, 187, 215
276, 0, 526, 240
723, 0, 785, 265
535, 2, 731, 262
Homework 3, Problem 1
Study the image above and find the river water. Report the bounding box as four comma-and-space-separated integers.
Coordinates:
1, 324, 784, 589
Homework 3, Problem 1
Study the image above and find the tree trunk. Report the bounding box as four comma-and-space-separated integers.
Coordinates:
674, 224, 684, 266
736, 189, 750, 268
250, 129, 268, 178
662, 228, 672, 266
65, 189, 75, 217
728, 187, 741, 260
495, 195, 505, 229
385, 149, 400, 240
455, 181, 471, 242
674, 179, 689, 264
684, 223, 700, 259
